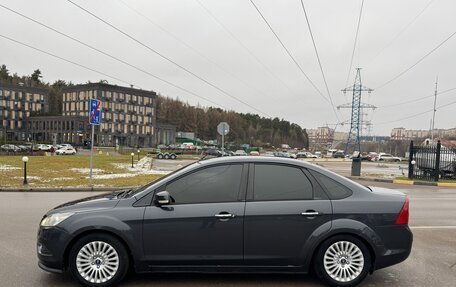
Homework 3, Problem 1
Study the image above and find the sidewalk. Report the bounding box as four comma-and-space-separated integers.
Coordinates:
348, 176, 456, 187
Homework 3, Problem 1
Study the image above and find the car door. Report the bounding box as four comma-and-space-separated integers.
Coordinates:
243, 163, 332, 266
142, 163, 248, 266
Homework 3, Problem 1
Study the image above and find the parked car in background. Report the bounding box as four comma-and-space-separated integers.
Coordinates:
0, 144, 20, 152
274, 152, 296, 159
37, 157, 412, 287
55, 147, 77, 155
249, 151, 260, 156
333, 151, 345, 158
37, 144, 53, 152
377, 153, 401, 162
234, 150, 247, 156
296, 152, 318, 159
203, 149, 222, 157
367, 152, 378, 162
17, 145, 31, 152
57, 144, 74, 150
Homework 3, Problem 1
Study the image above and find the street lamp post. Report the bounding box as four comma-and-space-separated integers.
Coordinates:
137, 149, 140, 161
131, 152, 134, 168
22, 156, 29, 185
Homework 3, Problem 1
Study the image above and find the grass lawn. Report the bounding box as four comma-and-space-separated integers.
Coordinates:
0, 154, 163, 188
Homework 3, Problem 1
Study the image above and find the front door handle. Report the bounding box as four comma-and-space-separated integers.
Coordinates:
301, 211, 320, 216
215, 212, 236, 219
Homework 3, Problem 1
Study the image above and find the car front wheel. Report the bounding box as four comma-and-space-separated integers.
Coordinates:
68, 233, 129, 287
315, 235, 371, 287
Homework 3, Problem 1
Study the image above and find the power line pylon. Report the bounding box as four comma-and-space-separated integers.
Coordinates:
338, 68, 375, 153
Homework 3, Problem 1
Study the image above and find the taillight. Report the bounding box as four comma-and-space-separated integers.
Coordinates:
395, 196, 409, 225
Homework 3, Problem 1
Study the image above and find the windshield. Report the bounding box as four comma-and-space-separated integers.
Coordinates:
125, 161, 199, 197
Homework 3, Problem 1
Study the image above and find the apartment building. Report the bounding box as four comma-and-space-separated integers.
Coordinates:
391, 127, 456, 141
61, 83, 158, 147
0, 82, 49, 141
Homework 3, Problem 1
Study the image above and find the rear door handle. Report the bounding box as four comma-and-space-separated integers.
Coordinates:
301, 211, 320, 216
215, 213, 236, 219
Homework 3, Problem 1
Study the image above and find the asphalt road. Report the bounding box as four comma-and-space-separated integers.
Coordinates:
0, 182, 455, 287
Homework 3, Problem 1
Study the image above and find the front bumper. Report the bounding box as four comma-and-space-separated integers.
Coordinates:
37, 226, 73, 273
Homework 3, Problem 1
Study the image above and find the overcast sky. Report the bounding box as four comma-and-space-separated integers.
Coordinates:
1, 0, 455, 135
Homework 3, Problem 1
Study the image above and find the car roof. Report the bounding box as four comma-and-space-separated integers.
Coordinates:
199, 156, 312, 167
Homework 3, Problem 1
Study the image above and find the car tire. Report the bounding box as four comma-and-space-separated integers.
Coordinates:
170, 154, 176, 160
157, 154, 163, 159
68, 233, 129, 287
164, 154, 170, 159
314, 235, 371, 287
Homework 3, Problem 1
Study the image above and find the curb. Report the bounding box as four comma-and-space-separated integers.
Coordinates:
348, 176, 456, 187
0, 186, 137, 192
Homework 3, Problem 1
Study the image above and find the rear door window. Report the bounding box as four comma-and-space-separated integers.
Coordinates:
253, 164, 313, 201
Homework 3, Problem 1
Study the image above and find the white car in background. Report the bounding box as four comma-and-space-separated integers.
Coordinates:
377, 153, 401, 162
234, 150, 247, 156
57, 144, 74, 150
55, 147, 77, 155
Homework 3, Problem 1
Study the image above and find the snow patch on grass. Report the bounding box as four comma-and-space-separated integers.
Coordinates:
112, 157, 171, 175
0, 164, 20, 171
70, 168, 105, 174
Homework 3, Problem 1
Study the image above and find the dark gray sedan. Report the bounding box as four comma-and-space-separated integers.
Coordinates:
37, 157, 412, 287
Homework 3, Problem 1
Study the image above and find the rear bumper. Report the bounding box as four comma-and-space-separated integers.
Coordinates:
374, 225, 413, 270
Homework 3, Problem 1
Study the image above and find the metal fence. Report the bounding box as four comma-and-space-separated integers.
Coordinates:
408, 140, 456, 181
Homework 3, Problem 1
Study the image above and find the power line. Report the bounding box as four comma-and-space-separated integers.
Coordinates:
117, 0, 274, 107
66, 0, 271, 117
345, 0, 364, 87
249, 0, 328, 103
375, 29, 456, 90
375, 98, 456, 125
299, 0, 339, 122
195, 0, 295, 95
0, 3, 226, 109
0, 34, 135, 87
367, 0, 436, 67
378, 86, 456, 108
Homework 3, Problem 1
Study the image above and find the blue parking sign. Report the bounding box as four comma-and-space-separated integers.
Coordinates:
89, 99, 101, 125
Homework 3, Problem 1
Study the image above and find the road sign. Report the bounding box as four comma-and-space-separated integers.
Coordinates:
217, 122, 230, 136
89, 99, 101, 125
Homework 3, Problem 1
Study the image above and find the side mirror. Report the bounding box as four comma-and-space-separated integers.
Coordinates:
155, 191, 172, 206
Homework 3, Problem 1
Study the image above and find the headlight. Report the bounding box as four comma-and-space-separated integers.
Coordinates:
40, 212, 74, 227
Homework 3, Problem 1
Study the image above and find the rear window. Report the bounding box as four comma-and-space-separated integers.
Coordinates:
311, 171, 353, 200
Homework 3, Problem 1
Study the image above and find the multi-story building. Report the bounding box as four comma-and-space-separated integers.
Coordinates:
27, 116, 89, 145
62, 83, 157, 147
0, 82, 49, 141
307, 127, 334, 150
390, 127, 456, 141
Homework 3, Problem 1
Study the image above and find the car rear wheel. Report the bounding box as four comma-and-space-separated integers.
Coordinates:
315, 235, 371, 287
68, 233, 129, 287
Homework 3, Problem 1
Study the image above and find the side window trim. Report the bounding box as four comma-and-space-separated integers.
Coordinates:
238, 163, 249, 202
251, 163, 314, 202
246, 163, 255, 201
302, 168, 329, 200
